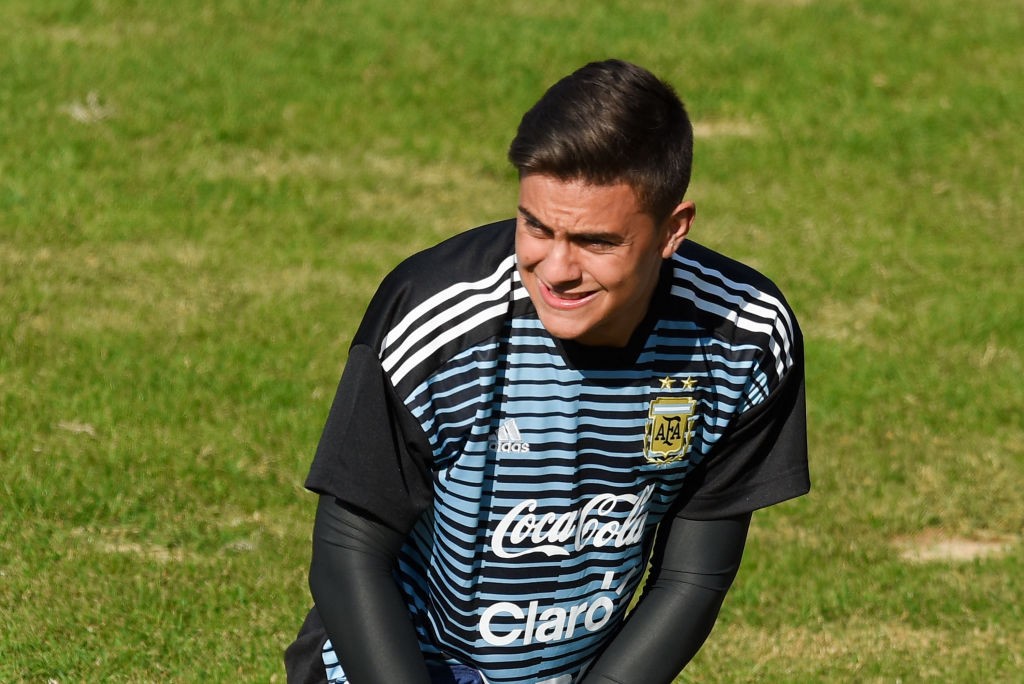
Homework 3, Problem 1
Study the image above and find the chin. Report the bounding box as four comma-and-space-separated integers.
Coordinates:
536, 315, 591, 343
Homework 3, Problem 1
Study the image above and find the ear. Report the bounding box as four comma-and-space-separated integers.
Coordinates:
659, 200, 696, 259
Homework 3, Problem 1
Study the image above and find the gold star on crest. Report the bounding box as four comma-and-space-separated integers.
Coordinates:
681, 377, 697, 390
659, 376, 674, 389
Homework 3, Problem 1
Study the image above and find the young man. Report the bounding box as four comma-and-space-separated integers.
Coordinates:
285, 59, 809, 684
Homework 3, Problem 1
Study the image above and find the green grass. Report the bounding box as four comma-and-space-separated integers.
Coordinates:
2, 0, 1022, 681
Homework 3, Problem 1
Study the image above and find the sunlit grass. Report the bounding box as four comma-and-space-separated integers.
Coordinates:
1, 0, 1021, 681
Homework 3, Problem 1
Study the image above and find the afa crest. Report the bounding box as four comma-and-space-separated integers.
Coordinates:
643, 396, 697, 464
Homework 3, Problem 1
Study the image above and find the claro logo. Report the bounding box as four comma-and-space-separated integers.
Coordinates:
490, 485, 653, 559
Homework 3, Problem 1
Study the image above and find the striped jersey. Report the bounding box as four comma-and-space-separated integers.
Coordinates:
305, 219, 809, 683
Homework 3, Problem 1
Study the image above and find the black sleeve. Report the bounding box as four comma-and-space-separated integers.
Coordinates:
580, 512, 751, 684
308, 495, 432, 684
677, 332, 810, 519
305, 344, 434, 533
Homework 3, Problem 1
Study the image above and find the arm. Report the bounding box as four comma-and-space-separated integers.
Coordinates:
309, 495, 432, 684
580, 512, 751, 684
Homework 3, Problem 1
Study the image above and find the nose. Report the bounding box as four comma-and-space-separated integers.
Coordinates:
542, 239, 582, 286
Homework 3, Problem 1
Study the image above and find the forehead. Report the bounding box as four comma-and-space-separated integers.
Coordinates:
517, 175, 651, 231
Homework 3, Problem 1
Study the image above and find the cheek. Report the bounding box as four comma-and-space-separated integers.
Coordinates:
586, 257, 630, 290
515, 238, 543, 271
591, 255, 655, 297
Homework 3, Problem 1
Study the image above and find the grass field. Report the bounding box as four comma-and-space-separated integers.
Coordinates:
1, 0, 1022, 681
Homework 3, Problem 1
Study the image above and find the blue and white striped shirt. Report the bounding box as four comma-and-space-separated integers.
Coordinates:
307, 219, 808, 684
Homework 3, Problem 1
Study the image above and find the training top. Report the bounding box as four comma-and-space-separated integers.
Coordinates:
305, 219, 809, 684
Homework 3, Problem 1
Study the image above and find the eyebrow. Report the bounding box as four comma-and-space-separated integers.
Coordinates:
517, 206, 550, 231
517, 205, 625, 244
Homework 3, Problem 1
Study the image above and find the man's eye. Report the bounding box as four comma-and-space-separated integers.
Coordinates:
529, 226, 552, 239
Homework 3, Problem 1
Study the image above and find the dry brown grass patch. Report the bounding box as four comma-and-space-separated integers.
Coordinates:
892, 528, 1017, 563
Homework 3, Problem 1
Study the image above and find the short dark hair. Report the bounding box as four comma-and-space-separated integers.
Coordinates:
508, 59, 694, 221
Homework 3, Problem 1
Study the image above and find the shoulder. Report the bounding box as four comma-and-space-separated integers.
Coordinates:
668, 240, 802, 378
672, 240, 791, 305
353, 219, 520, 391
388, 219, 517, 290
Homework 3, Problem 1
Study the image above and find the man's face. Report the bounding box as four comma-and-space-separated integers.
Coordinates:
515, 174, 693, 348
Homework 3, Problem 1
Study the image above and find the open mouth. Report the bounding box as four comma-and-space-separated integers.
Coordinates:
539, 282, 598, 309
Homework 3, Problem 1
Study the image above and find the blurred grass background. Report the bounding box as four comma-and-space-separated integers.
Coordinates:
1, 0, 1021, 681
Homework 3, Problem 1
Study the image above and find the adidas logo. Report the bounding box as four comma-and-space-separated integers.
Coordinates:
488, 418, 531, 453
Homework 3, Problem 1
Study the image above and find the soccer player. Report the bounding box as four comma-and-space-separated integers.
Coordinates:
285, 59, 809, 684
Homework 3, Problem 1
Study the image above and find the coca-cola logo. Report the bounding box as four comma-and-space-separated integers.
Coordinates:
490, 485, 653, 559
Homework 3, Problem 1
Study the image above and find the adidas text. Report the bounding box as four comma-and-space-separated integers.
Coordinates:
489, 439, 531, 452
